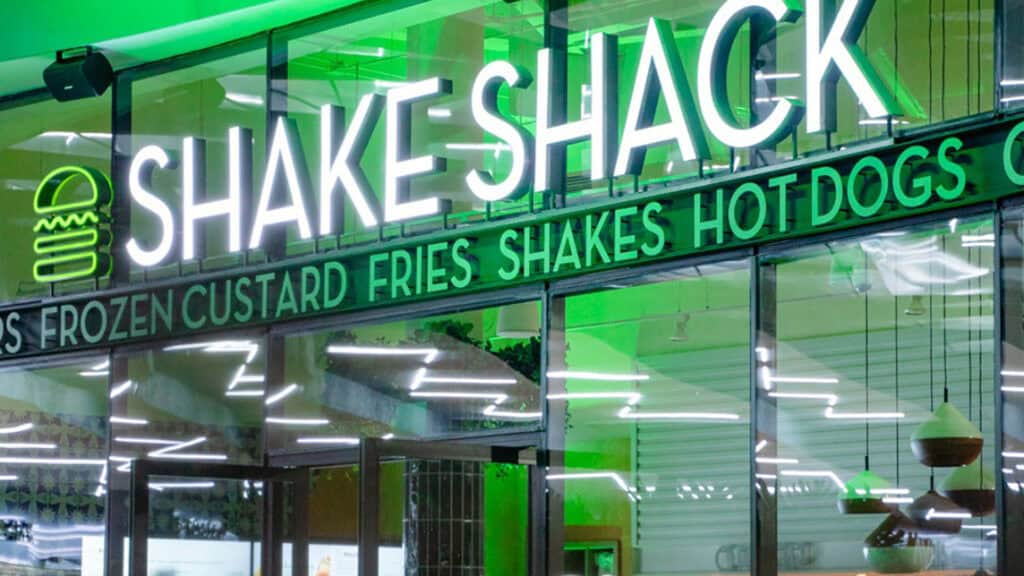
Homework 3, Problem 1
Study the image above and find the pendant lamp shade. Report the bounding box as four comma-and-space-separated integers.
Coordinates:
910, 403, 983, 467
839, 469, 893, 514
496, 301, 540, 339
864, 512, 935, 574
941, 460, 996, 517
906, 490, 966, 535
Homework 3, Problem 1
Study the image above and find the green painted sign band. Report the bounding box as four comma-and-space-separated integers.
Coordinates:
1, 114, 1023, 360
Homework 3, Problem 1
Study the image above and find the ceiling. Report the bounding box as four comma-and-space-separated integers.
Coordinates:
0, 0, 371, 99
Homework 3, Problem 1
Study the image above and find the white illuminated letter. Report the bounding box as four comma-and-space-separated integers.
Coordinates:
126, 145, 175, 267
183, 130, 249, 260
320, 95, 383, 233
698, 0, 804, 148
806, 0, 900, 132
614, 18, 708, 177
535, 32, 618, 191
249, 117, 314, 249
467, 61, 534, 202
384, 77, 453, 223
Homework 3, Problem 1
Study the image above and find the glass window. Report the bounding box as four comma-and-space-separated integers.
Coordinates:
0, 95, 112, 304
0, 356, 108, 574
111, 337, 266, 466
283, 0, 544, 251
270, 300, 541, 451
548, 261, 752, 576
999, 209, 1024, 568
126, 44, 268, 278
758, 217, 996, 574
563, 0, 995, 175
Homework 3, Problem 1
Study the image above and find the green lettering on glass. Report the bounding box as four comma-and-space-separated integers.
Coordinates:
614, 206, 639, 262
391, 249, 413, 299
109, 296, 128, 341
893, 145, 931, 207
275, 272, 298, 319
640, 202, 666, 257
769, 173, 797, 233
368, 253, 389, 302
130, 293, 148, 337
498, 229, 521, 281
324, 262, 347, 309
300, 266, 322, 314
80, 300, 107, 345
182, 284, 207, 330
728, 182, 767, 241
254, 273, 275, 319
234, 277, 254, 322
1003, 121, 1024, 185
585, 212, 611, 266
59, 305, 78, 348
554, 222, 582, 272
847, 155, 889, 218
426, 242, 448, 294
811, 167, 843, 226
693, 188, 724, 248
524, 223, 552, 277
450, 238, 474, 289
152, 290, 174, 335
937, 137, 966, 200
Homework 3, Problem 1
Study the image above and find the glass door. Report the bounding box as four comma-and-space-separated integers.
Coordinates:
128, 460, 304, 576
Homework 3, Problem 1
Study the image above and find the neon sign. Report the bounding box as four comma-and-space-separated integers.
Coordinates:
32, 166, 112, 283
123, 2, 900, 269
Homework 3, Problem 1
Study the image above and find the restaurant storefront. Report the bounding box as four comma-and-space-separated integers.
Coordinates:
2, 0, 1024, 574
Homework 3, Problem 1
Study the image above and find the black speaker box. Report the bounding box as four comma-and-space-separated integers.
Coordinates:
43, 48, 113, 102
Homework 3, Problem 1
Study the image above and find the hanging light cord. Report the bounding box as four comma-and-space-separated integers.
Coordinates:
894, 251, 901, 489
928, 243, 936, 490
942, 235, 950, 405
864, 249, 871, 469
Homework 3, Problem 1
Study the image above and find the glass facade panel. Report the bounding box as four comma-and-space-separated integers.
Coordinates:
758, 217, 997, 574
126, 45, 268, 278
284, 0, 544, 250
548, 261, 752, 576
111, 338, 266, 465
0, 95, 112, 302
270, 300, 541, 450
0, 356, 108, 574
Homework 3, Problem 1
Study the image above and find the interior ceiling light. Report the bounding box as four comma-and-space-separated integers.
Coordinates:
617, 406, 739, 421
547, 392, 643, 405
496, 301, 540, 339
0, 423, 33, 435
547, 371, 649, 382
483, 405, 541, 419
327, 345, 439, 363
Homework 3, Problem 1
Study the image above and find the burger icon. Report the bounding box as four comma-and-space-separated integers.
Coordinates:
32, 165, 112, 283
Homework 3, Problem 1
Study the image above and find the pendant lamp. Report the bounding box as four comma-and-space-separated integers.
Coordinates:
910, 400, 982, 467
940, 244, 996, 518
907, 236, 965, 536
941, 460, 995, 517
839, 250, 891, 515
911, 241, 983, 467
496, 301, 540, 339
906, 489, 965, 535
864, 511, 934, 574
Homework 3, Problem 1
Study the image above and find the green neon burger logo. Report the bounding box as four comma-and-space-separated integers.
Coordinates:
32, 166, 113, 283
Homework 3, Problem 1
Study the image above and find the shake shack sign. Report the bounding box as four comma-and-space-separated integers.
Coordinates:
4, 112, 1024, 359
6, 0, 1024, 358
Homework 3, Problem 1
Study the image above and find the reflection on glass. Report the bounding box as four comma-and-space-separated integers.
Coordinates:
286, 0, 543, 249
549, 261, 752, 575
0, 357, 107, 574
128, 46, 267, 276
111, 338, 266, 467
272, 302, 541, 449
759, 217, 996, 574
0, 97, 112, 301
